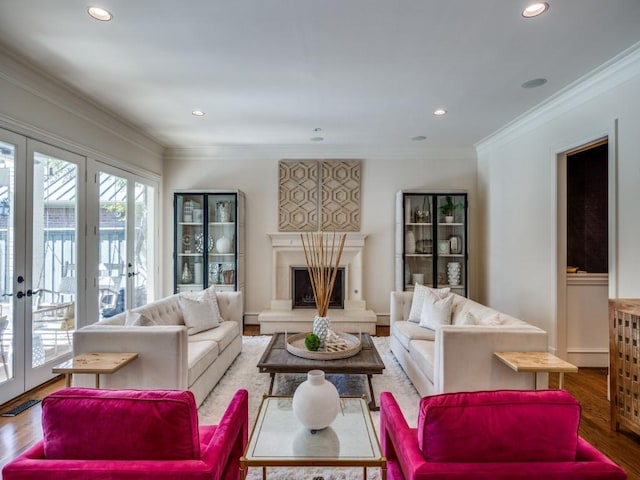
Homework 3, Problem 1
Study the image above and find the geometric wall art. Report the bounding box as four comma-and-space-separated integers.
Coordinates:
278, 159, 361, 232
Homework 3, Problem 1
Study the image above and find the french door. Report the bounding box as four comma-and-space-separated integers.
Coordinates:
86, 162, 157, 321
0, 131, 84, 404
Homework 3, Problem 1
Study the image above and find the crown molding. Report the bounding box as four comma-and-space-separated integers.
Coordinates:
0, 45, 164, 158
163, 143, 476, 162
475, 41, 640, 153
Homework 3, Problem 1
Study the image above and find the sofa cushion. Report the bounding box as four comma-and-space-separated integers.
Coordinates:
187, 340, 220, 386
419, 294, 453, 330
409, 340, 435, 383
188, 320, 240, 352
417, 389, 581, 463
408, 285, 451, 323
42, 388, 201, 460
179, 296, 220, 334
392, 321, 436, 350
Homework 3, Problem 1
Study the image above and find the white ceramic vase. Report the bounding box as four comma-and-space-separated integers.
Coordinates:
292, 370, 340, 431
405, 230, 416, 254
447, 262, 461, 286
312, 315, 330, 349
215, 236, 232, 254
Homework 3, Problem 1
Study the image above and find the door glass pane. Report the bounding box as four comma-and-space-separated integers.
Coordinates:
32, 152, 77, 367
98, 172, 127, 320
0, 141, 15, 383
133, 182, 154, 308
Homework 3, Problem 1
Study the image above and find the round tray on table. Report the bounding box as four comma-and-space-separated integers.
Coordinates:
285, 332, 362, 360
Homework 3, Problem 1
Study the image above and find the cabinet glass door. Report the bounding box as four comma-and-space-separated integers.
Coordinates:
175, 193, 206, 292
206, 193, 237, 291
435, 194, 466, 294
403, 193, 434, 290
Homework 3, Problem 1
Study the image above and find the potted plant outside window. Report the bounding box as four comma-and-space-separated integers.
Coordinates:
439, 196, 463, 223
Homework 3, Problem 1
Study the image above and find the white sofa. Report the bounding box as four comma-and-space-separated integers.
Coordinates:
73, 289, 243, 406
390, 290, 549, 397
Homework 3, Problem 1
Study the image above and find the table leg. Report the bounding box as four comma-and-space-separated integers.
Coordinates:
95, 374, 100, 389
64, 373, 71, 387
367, 375, 379, 411
268, 373, 275, 394
381, 464, 387, 480
262, 466, 266, 480
239, 462, 246, 480
533, 372, 537, 389
559, 372, 565, 389
363, 466, 367, 479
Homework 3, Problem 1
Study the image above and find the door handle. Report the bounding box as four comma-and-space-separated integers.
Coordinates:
16, 291, 25, 299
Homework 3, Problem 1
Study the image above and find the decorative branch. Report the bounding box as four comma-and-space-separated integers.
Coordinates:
301, 232, 346, 317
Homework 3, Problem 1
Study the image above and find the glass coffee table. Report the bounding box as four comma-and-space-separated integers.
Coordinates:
241, 395, 386, 480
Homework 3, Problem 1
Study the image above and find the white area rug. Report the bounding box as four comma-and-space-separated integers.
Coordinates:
198, 335, 420, 480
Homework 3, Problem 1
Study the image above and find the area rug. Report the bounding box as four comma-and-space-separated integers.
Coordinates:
198, 335, 420, 480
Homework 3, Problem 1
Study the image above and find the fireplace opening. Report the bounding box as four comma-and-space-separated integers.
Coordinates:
291, 267, 345, 309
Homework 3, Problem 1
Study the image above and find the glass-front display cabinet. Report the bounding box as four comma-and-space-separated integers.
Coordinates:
174, 190, 245, 294
395, 190, 468, 296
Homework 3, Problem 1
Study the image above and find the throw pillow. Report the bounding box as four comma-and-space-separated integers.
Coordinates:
181, 286, 224, 325
178, 296, 219, 335
418, 294, 454, 330
124, 311, 156, 327
408, 284, 451, 323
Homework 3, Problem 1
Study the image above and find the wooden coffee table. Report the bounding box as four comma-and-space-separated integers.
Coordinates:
494, 351, 578, 389
52, 352, 138, 388
257, 333, 385, 410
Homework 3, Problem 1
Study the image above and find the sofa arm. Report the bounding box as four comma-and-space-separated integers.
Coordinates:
201, 389, 249, 480
435, 325, 549, 392
380, 392, 429, 480
72, 326, 188, 390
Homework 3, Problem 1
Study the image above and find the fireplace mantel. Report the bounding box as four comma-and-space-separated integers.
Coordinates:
258, 232, 377, 334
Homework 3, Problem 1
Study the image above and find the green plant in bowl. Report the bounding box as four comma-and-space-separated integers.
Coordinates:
438, 196, 463, 220
305, 333, 321, 351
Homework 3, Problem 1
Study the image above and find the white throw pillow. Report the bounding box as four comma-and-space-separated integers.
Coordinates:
181, 286, 224, 325
125, 311, 156, 326
418, 294, 454, 330
408, 284, 451, 323
178, 296, 219, 335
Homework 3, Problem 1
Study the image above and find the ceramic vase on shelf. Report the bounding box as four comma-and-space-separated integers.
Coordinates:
292, 370, 340, 431
215, 236, 232, 254
313, 315, 330, 349
181, 262, 193, 284
447, 262, 461, 286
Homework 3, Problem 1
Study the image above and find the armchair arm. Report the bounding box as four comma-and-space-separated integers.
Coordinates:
72, 326, 188, 390
201, 389, 249, 480
380, 392, 429, 480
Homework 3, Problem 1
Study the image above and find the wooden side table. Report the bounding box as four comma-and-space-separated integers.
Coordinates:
52, 352, 138, 388
494, 351, 578, 389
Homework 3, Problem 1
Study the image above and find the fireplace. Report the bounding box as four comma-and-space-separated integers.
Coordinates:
258, 232, 376, 334
292, 267, 345, 309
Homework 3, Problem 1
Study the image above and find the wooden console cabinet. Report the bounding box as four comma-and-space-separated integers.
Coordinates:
610, 299, 640, 434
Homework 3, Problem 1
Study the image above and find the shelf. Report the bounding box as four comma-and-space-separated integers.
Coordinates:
406, 222, 432, 226
208, 222, 235, 226
208, 253, 235, 257
178, 222, 203, 226
178, 253, 202, 257
437, 254, 465, 258
406, 254, 433, 258
437, 222, 464, 226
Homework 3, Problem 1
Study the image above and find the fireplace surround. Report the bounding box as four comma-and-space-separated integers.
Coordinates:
258, 233, 377, 334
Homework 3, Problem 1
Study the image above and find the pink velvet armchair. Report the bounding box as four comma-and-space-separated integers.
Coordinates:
380, 389, 626, 480
2, 387, 248, 480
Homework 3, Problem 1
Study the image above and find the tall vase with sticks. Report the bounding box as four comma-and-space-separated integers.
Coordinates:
301, 232, 346, 350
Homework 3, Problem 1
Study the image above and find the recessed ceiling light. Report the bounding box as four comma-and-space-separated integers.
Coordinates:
87, 7, 113, 21
412, 135, 427, 141
521, 78, 548, 89
313, 127, 322, 132
433, 109, 447, 116
310, 137, 324, 142
192, 110, 205, 116
522, 2, 549, 18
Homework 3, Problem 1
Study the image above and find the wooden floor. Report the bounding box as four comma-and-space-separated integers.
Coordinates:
1, 335, 639, 478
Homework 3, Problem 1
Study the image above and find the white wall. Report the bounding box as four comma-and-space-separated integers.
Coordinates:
163, 149, 477, 324
476, 45, 640, 353
0, 50, 163, 174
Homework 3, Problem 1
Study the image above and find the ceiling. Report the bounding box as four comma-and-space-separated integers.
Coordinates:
0, 0, 639, 152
